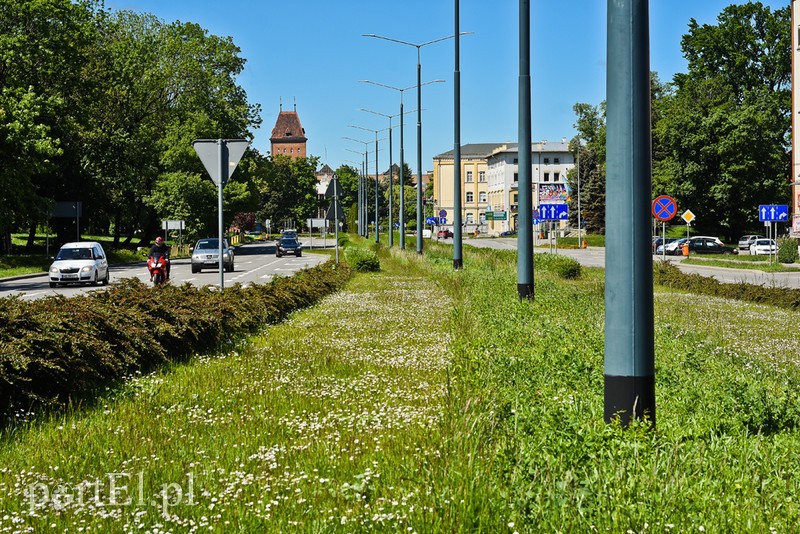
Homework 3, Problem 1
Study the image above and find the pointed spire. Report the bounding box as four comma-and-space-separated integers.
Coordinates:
279, 96, 282, 112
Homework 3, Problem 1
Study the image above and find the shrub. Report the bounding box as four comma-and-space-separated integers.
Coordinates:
778, 237, 799, 264
0, 262, 352, 417
337, 234, 350, 247
535, 253, 581, 279
344, 246, 380, 272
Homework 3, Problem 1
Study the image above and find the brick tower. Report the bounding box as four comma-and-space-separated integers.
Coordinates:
270, 101, 307, 158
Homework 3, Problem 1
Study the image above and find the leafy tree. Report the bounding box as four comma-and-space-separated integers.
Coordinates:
653, 2, 790, 240
258, 155, 320, 228
568, 103, 607, 234
144, 172, 215, 240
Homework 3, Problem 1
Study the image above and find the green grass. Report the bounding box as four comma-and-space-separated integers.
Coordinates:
2, 240, 800, 530
682, 256, 800, 272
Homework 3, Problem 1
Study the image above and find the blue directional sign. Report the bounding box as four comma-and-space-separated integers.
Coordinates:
425, 216, 437, 225
540, 203, 569, 221
759, 204, 789, 222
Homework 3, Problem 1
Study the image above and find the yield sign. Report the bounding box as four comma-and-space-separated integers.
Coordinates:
192, 139, 250, 186
651, 195, 677, 221
325, 178, 344, 199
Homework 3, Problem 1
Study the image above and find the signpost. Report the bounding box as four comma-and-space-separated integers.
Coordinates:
325, 175, 343, 263
652, 195, 677, 261
193, 139, 250, 291
758, 205, 788, 265
540, 203, 569, 221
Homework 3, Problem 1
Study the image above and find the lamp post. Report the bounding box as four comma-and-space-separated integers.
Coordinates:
345, 149, 365, 236
360, 108, 413, 247
350, 124, 389, 243
344, 136, 371, 237
360, 79, 445, 250
363, 33, 468, 254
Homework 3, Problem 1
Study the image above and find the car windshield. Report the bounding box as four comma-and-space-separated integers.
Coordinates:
56, 248, 93, 260
756, 240, 771, 246
196, 240, 219, 250
281, 239, 298, 245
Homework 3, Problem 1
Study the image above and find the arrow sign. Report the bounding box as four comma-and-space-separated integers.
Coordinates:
541, 203, 569, 220
193, 139, 250, 186
759, 204, 789, 222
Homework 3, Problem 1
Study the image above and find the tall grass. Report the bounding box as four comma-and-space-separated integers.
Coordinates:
2, 240, 800, 531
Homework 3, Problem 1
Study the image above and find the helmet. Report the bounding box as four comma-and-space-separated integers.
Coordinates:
155, 236, 163, 245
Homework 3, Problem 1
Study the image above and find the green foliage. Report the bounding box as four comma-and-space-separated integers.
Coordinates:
258, 155, 320, 227
337, 234, 350, 247
344, 246, 380, 272
0, 262, 351, 416
778, 237, 799, 264
534, 252, 582, 279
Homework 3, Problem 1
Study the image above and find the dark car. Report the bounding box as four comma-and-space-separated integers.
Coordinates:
686, 236, 734, 255
437, 229, 454, 238
276, 237, 303, 257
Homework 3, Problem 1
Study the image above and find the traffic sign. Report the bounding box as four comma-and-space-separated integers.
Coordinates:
651, 195, 677, 221
440, 217, 447, 225
325, 178, 344, 199
425, 216, 437, 225
681, 210, 695, 224
193, 139, 249, 186
759, 204, 789, 222
439, 209, 447, 218
485, 211, 494, 221
540, 203, 569, 221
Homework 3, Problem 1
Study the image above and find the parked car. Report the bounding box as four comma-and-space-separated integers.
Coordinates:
656, 238, 687, 255
749, 238, 777, 256
653, 237, 677, 254
276, 237, 303, 257
49, 241, 110, 288
437, 229, 454, 238
191, 238, 234, 273
738, 234, 765, 251
686, 236, 734, 254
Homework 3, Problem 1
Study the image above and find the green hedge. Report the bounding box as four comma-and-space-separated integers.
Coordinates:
778, 237, 799, 264
0, 262, 351, 416
344, 246, 380, 272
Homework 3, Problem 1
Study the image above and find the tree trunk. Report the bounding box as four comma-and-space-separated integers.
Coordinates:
25, 224, 37, 251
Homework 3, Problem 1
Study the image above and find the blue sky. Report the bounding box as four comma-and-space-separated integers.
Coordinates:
105, 0, 787, 174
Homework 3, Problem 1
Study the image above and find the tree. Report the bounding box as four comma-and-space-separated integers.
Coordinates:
653, 2, 790, 240
258, 155, 320, 228
568, 103, 607, 234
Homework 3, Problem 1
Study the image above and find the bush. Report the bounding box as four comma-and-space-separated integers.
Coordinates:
778, 237, 799, 264
0, 262, 352, 417
535, 253, 581, 279
337, 234, 350, 247
344, 246, 380, 272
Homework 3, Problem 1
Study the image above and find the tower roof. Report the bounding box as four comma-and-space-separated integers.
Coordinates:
270, 111, 307, 143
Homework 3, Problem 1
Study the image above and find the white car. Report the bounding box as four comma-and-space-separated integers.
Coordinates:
749, 239, 777, 256
49, 241, 110, 288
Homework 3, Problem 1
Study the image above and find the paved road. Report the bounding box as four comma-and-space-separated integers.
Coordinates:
0, 241, 329, 301
460, 237, 800, 289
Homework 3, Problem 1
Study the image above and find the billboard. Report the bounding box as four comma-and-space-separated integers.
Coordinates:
539, 184, 568, 204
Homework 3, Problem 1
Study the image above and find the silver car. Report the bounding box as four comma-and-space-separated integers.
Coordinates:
191, 238, 234, 273
49, 241, 110, 287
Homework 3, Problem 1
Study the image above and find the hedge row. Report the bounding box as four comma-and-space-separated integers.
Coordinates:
654, 260, 800, 309
0, 262, 351, 416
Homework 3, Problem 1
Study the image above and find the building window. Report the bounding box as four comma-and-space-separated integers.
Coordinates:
513, 172, 519, 182
466, 171, 473, 183
466, 192, 474, 203
554, 172, 560, 181
543, 172, 550, 182
479, 191, 487, 203
479, 171, 486, 182
543, 157, 550, 164
554, 157, 560, 164
513, 158, 518, 164
466, 212, 474, 224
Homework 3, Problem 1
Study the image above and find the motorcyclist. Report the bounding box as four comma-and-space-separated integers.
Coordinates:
148, 236, 171, 280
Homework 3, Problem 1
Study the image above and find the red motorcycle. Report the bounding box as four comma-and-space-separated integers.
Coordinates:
147, 255, 169, 285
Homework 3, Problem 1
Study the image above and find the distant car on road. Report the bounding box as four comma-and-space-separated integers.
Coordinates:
749, 238, 777, 256
49, 241, 110, 288
191, 238, 234, 273
276, 237, 303, 257
738, 235, 765, 251
686, 236, 734, 255
437, 229, 454, 238
656, 238, 687, 255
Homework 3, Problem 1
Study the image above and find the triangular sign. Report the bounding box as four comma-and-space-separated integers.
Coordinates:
325, 177, 344, 199
325, 200, 343, 221
193, 139, 250, 186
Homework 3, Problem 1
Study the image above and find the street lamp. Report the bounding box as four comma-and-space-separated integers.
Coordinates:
363, 32, 467, 254
360, 79, 445, 250
345, 148, 366, 236
350, 124, 389, 243
343, 136, 372, 237
360, 108, 416, 247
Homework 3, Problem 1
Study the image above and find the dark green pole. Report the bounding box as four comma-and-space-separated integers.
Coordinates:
388, 123, 394, 247
517, 0, 533, 300
605, 0, 655, 427
375, 133, 380, 243
416, 49, 424, 255
365, 149, 370, 238
399, 97, 406, 249
453, 0, 463, 270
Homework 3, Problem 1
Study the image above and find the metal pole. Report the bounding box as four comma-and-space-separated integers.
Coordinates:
375, 133, 380, 243
453, 0, 463, 270
577, 139, 582, 248
400, 97, 406, 249
365, 149, 370, 238
605, 0, 654, 427
416, 48, 424, 254
517, 0, 534, 299
217, 139, 225, 292
334, 175, 340, 263
388, 122, 394, 247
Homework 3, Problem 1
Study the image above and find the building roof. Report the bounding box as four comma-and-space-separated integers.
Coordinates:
317, 163, 334, 175
492, 140, 571, 155
433, 143, 506, 160
270, 111, 307, 143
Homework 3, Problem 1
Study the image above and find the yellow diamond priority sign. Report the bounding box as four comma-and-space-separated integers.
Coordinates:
681, 210, 695, 224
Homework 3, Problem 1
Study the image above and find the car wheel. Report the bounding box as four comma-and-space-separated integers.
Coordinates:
296, 251, 302, 257
276, 252, 282, 258
91, 271, 99, 286
102, 269, 110, 285
226, 263, 234, 272
192, 265, 200, 273
49, 282, 56, 288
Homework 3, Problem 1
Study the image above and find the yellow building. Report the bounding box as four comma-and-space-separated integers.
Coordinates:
432, 144, 499, 233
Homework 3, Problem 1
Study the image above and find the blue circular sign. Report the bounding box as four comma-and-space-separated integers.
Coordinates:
652, 195, 677, 221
